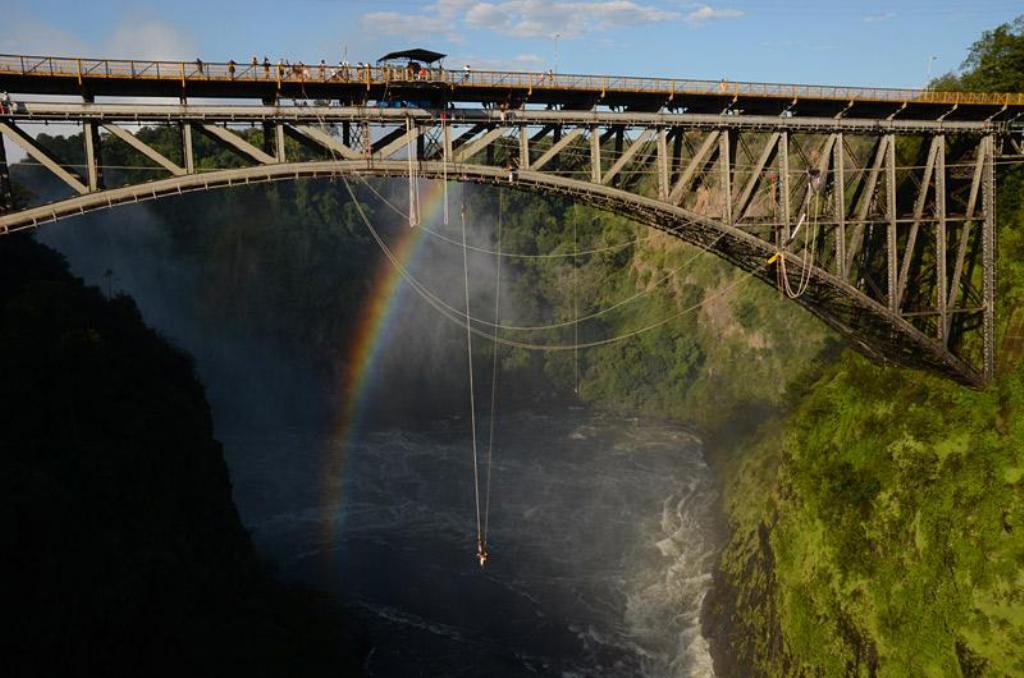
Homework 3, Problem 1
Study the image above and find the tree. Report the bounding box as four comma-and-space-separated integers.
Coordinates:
959, 15, 1024, 92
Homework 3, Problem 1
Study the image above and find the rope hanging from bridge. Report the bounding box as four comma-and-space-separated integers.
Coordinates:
352, 175, 662, 260
349, 174, 729, 332
482, 189, 504, 564
442, 112, 449, 225
768, 173, 821, 299
340, 175, 759, 353
573, 205, 579, 395
459, 190, 486, 568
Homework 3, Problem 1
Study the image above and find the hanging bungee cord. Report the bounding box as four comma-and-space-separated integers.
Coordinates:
458, 190, 486, 567
340, 176, 759, 352
482, 190, 503, 567
350, 173, 728, 332
766, 170, 823, 299
354, 175, 662, 259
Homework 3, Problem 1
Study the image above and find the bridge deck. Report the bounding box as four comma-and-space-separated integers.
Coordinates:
2, 54, 1023, 122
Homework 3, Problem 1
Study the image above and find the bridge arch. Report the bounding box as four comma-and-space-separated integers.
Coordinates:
0, 158, 981, 385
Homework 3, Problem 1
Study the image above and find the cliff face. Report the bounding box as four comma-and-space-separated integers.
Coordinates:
707, 353, 1024, 676
1, 235, 363, 677
702, 21, 1024, 673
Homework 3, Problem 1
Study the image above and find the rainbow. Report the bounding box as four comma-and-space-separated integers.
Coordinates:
321, 179, 457, 550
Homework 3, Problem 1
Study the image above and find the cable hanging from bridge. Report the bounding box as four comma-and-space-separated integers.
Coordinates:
572, 204, 579, 395
482, 188, 504, 564
352, 174, 661, 259
458, 189, 486, 568
349, 173, 728, 332
340, 176, 760, 353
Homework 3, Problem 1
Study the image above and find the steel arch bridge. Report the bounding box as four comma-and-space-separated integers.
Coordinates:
2, 54, 1023, 386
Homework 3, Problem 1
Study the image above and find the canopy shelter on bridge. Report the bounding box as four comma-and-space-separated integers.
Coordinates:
377, 49, 446, 65
376, 48, 449, 106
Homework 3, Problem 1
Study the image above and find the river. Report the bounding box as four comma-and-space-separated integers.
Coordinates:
223, 410, 721, 677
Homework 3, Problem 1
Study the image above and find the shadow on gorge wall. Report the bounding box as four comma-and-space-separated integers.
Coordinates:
1, 235, 365, 677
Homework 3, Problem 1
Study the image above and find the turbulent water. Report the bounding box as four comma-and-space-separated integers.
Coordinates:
224, 411, 720, 677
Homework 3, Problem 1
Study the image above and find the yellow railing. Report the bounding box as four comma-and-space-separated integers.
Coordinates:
2, 53, 1023, 108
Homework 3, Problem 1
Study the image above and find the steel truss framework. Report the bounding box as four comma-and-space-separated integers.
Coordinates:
0, 103, 1016, 386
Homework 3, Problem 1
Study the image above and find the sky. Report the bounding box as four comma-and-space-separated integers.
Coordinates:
1, 0, 1022, 90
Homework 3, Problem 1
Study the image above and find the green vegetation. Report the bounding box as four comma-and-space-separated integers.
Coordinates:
707, 16, 1024, 676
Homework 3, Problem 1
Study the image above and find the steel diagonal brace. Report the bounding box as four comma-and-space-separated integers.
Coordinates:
731, 131, 780, 222
945, 143, 986, 339
0, 121, 89, 194
453, 126, 508, 163
844, 135, 891, 276
668, 130, 719, 205
530, 128, 583, 171
102, 123, 186, 175
199, 124, 276, 164
601, 128, 654, 185
289, 125, 362, 160
374, 125, 420, 160
895, 134, 942, 308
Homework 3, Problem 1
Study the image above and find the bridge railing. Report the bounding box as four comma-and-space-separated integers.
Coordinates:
2, 53, 1023, 108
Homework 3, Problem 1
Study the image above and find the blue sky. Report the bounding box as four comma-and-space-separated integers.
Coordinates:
1, 1, 1022, 89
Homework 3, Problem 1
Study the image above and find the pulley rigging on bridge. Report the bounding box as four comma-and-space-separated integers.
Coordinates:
767, 170, 823, 300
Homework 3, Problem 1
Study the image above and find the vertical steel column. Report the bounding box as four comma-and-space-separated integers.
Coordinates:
590, 126, 601, 183
83, 121, 103, 191
261, 122, 275, 157
656, 128, 669, 200
180, 122, 194, 173
361, 121, 370, 163
719, 130, 732, 225
833, 132, 846, 278
935, 135, 947, 342
0, 135, 12, 212
671, 130, 683, 182
886, 133, 898, 314
518, 125, 528, 170
982, 134, 996, 382
275, 123, 286, 162
779, 131, 791, 243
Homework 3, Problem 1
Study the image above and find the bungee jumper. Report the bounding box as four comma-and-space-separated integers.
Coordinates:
477, 540, 489, 568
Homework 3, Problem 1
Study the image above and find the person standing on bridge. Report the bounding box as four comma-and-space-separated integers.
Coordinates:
228, 59, 236, 79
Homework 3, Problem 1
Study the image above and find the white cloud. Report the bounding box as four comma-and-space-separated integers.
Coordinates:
107, 20, 197, 60
685, 5, 744, 26
363, 0, 678, 40
466, 1, 678, 38
0, 17, 195, 162
864, 11, 895, 23
446, 52, 545, 70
